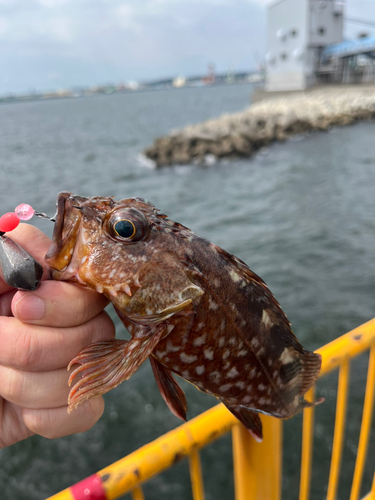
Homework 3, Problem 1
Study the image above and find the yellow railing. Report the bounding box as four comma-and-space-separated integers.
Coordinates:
47, 319, 375, 500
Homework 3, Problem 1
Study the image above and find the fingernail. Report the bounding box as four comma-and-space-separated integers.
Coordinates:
15, 294, 46, 321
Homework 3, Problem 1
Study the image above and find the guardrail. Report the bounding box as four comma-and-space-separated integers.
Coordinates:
47, 318, 375, 500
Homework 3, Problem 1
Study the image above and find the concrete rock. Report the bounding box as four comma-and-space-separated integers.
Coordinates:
144, 87, 375, 167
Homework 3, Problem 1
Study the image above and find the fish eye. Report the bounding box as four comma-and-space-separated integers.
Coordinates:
106, 207, 148, 243
113, 219, 136, 239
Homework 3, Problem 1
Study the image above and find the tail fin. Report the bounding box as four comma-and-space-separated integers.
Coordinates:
277, 349, 323, 416
300, 350, 322, 396
296, 350, 324, 411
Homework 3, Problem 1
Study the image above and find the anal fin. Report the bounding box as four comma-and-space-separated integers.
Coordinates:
67, 325, 165, 412
224, 403, 263, 443
150, 356, 188, 422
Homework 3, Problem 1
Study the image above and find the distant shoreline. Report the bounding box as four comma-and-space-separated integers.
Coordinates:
0, 73, 264, 106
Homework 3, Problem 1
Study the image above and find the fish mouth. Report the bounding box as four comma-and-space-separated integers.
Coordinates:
45, 192, 85, 275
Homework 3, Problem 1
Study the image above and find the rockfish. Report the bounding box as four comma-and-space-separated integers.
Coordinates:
45, 192, 322, 441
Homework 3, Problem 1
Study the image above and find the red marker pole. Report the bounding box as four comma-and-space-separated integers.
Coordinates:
69, 474, 107, 500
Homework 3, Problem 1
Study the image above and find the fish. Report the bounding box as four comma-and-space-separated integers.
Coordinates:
45, 191, 322, 442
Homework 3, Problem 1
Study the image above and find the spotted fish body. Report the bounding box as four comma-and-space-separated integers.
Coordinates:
46, 192, 322, 441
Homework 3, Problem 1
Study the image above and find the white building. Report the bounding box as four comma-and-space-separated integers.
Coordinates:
266, 0, 344, 91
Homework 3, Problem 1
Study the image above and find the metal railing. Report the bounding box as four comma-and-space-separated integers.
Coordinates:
47, 319, 375, 500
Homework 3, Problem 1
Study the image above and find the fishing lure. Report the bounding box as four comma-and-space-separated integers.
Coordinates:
0, 204, 50, 290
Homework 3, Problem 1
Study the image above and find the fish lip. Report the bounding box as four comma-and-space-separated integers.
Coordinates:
46, 192, 69, 261
45, 192, 83, 272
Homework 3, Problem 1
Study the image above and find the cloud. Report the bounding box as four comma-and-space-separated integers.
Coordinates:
37, 0, 71, 6
0, 0, 267, 93
1, 0, 372, 94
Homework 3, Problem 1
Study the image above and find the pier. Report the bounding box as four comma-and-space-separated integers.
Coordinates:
144, 84, 375, 167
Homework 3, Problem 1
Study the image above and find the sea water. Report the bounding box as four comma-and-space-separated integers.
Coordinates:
0, 84, 374, 500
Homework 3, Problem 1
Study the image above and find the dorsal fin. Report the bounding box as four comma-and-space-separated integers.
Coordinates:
214, 244, 268, 286
214, 244, 291, 328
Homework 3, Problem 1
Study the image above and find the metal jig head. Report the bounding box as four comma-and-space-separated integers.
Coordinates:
0, 235, 44, 290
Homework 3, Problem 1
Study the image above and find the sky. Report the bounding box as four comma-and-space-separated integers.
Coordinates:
0, 0, 375, 95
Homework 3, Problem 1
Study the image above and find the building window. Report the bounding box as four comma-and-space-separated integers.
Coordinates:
293, 47, 304, 60
290, 29, 298, 37
277, 28, 287, 41
318, 26, 326, 35
266, 53, 277, 64
280, 52, 288, 61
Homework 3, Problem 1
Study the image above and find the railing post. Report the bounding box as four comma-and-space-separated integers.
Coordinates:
232, 415, 282, 500
350, 341, 375, 500
299, 387, 316, 500
189, 450, 205, 500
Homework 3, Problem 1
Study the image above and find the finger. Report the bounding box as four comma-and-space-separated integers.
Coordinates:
22, 397, 104, 439
0, 289, 16, 316
0, 311, 115, 371
0, 400, 35, 448
0, 224, 50, 294
0, 365, 71, 409
12, 281, 109, 327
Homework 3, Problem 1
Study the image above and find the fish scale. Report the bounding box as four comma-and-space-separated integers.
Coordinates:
45, 191, 322, 442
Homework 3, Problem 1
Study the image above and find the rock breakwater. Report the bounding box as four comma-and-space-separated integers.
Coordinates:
144, 88, 375, 167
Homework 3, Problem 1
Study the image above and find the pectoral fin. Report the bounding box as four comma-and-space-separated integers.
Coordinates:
224, 403, 263, 443
67, 324, 165, 412
150, 356, 188, 422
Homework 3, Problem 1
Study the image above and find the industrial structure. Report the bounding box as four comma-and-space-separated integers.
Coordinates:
320, 36, 375, 83
266, 0, 375, 91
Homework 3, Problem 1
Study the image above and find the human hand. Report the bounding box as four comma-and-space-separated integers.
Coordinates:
0, 224, 115, 448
